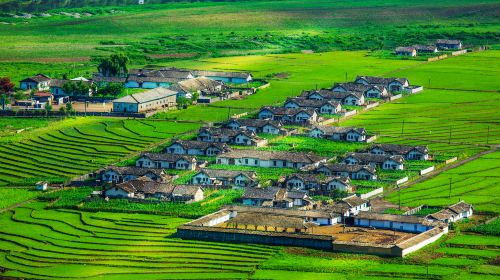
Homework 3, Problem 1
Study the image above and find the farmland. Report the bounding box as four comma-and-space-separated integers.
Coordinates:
0, 117, 201, 186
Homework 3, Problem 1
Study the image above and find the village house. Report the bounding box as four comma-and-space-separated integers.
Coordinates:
308, 125, 368, 142
216, 150, 327, 169
413, 45, 439, 54
258, 106, 319, 124
309, 163, 377, 180
169, 76, 226, 99
283, 173, 353, 193
343, 152, 405, 170
354, 212, 436, 233
112, 87, 177, 113
104, 179, 204, 203
354, 76, 410, 92
242, 187, 313, 209
300, 89, 365, 105
100, 166, 166, 183
283, 98, 342, 114
49, 79, 94, 98
191, 169, 257, 188
427, 201, 473, 224
335, 195, 370, 215
436, 39, 462, 50
125, 68, 194, 89
369, 143, 429, 160
136, 153, 199, 170
191, 70, 253, 84
35, 181, 48, 191
33, 92, 53, 104
171, 185, 205, 203
104, 178, 175, 199
395, 46, 417, 57
223, 119, 287, 135
164, 140, 231, 156
332, 82, 389, 99
19, 74, 51, 91
197, 127, 265, 146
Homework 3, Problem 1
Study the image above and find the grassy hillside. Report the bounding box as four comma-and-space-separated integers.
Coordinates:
0, 0, 498, 80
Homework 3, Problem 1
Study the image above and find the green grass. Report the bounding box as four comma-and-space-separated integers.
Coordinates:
470, 218, 500, 236
261, 136, 369, 157
0, 187, 39, 209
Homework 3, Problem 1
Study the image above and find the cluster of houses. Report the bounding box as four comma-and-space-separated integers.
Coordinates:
16, 68, 253, 112
395, 39, 463, 57
255, 75, 416, 125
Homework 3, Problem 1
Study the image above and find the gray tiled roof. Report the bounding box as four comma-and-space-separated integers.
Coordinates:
102, 166, 164, 176
219, 150, 327, 163
140, 152, 196, 162
172, 185, 203, 196
333, 82, 387, 93
316, 163, 376, 174
260, 106, 317, 116
345, 153, 405, 164
301, 89, 364, 100
356, 75, 408, 86
285, 97, 341, 109
340, 195, 368, 207
225, 118, 283, 129
167, 140, 230, 151
113, 87, 177, 104
20, 74, 51, 83
413, 45, 438, 52
436, 39, 461, 45
370, 144, 428, 155
395, 46, 416, 53
108, 179, 175, 194
311, 125, 366, 135
242, 187, 281, 200
192, 70, 251, 79
200, 169, 256, 179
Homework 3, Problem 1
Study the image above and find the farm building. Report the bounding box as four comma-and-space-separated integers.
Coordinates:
369, 144, 429, 160
99, 166, 166, 183
191, 169, 257, 188
395, 47, 417, 57
49, 79, 94, 97
223, 119, 287, 135
191, 70, 252, 84
169, 76, 226, 99
103, 179, 204, 203
332, 82, 389, 99
283, 173, 353, 193
354, 212, 436, 233
413, 45, 438, 53
35, 181, 48, 191
33, 92, 53, 104
436, 39, 462, 50
308, 125, 368, 142
242, 187, 313, 209
302, 89, 366, 105
308, 163, 377, 180
354, 76, 409, 92
284, 98, 342, 114
164, 140, 231, 156
335, 195, 370, 215
112, 87, 177, 113
216, 150, 327, 169
197, 127, 266, 146
135, 153, 199, 170
19, 74, 51, 91
125, 68, 194, 89
343, 152, 405, 170
258, 107, 319, 124
427, 201, 473, 224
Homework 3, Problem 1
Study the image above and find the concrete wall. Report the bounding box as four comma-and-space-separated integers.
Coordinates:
420, 166, 435, 175
359, 187, 383, 199
396, 176, 409, 185
177, 226, 334, 250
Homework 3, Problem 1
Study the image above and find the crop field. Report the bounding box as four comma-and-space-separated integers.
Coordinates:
0, 188, 39, 210
0, 117, 201, 186
386, 151, 500, 214
0, 201, 279, 279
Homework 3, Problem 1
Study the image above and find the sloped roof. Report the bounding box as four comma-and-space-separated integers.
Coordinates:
436, 39, 461, 45
34, 92, 53, 97
107, 179, 174, 194
340, 195, 368, 207
20, 74, 51, 83
285, 173, 350, 185
285, 97, 341, 109
200, 169, 256, 179
167, 140, 230, 151
370, 144, 428, 155
395, 46, 416, 53
311, 125, 366, 135
315, 163, 376, 174
413, 45, 438, 52
129, 68, 194, 79
260, 106, 317, 117
242, 187, 281, 200
345, 153, 405, 164
447, 201, 472, 214
219, 150, 327, 164
333, 82, 386, 93
199, 127, 255, 138
176, 76, 224, 92
225, 118, 283, 129
191, 70, 251, 79
356, 76, 408, 86
172, 185, 203, 196
139, 152, 196, 162
102, 166, 164, 176
113, 87, 177, 104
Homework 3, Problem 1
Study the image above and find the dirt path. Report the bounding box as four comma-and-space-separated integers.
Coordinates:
390, 146, 499, 194
0, 198, 36, 214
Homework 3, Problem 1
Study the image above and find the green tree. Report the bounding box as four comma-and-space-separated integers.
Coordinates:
96, 83, 124, 97
45, 103, 53, 113
62, 81, 90, 97
97, 54, 129, 77
65, 102, 74, 115
13, 91, 25, 101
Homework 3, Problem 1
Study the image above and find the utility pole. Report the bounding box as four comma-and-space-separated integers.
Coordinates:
401, 120, 405, 136
448, 177, 452, 198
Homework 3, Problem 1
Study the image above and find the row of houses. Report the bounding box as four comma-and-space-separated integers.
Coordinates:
395, 39, 463, 57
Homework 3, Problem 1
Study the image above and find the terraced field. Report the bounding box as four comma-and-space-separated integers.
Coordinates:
0, 118, 201, 186
0, 201, 278, 279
